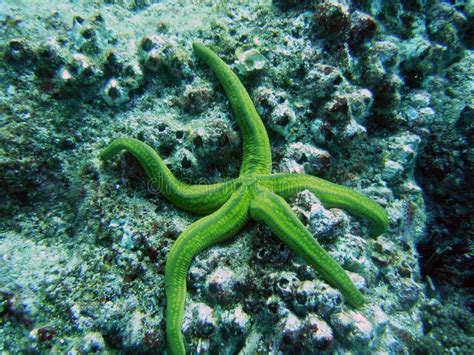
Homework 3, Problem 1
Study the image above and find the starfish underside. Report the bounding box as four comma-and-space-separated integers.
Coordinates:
100, 42, 388, 354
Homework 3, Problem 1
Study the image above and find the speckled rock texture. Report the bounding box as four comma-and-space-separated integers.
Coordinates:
0, 0, 472, 353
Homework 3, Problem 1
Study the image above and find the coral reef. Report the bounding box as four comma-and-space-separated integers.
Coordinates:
0, 0, 472, 353
414, 299, 474, 354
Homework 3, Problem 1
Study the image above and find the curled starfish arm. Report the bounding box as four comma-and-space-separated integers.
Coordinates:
165, 186, 250, 355
193, 42, 272, 175
260, 173, 388, 238
250, 190, 365, 308
100, 137, 237, 214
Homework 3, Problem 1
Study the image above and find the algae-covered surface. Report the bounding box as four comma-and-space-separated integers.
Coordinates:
1, 0, 473, 353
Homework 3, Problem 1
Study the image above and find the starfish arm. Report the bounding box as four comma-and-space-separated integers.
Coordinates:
100, 137, 237, 214
250, 190, 365, 307
193, 42, 272, 176
165, 186, 250, 355
260, 173, 388, 238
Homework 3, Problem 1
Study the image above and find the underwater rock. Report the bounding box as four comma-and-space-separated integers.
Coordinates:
183, 302, 217, 338
123, 311, 145, 348
347, 271, 366, 293
221, 305, 250, 334
313, 282, 342, 318
188, 265, 208, 290
5, 38, 34, 64
366, 305, 389, 335
279, 158, 305, 174
256, 97, 297, 136
325, 95, 351, 125
278, 312, 304, 349
304, 314, 334, 351
206, 266, 238, 303
333, 234, 372, 276
382, 160, 404, 183
282, 143, 331, 175
139, 35, 169, 73
318, 92, 370, 143
313, 1, 351, 42
1, 11, 147, 103
102, 78, 130, 106
187, 118, 240, 175
178, 84, 213, 113
427, 3, 468, 50
170, 148, 197, 177
397, 278, 421, 309
419, 300, 474, 354
347, 88, 374, 124
69, 304, 94, 331
402, 90, 435, 127
35, 37, 68, 77
254, 87, 296, 135
1, 0, 471, 353
373, 74, 403, 119
292, 190, 347, 242
399, 37, 445, 89
29, 325, 56, 345
265, 294, 288, 321
412, 336, 444, 355
271, 271, 300, 302
45, 50, 105, 98
331, 310, 374, 346
273, 0, 304, 10
349, 11, 378, 49
70, 12, 109, 56
304, 64, 343, 100
292, 280, 320, 314
139, 34, 188, 80
357, 37, 405, 124
69, 53, 101, 84
81, 332, 106, 352
384, 133, 421, 182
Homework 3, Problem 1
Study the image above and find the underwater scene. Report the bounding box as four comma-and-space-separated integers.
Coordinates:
0, 0, 473, 353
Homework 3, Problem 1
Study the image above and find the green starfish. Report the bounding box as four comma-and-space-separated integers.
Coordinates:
100, 42, 388, 354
